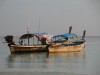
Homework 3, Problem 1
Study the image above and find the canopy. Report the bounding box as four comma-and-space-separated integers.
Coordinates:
52, 33, 76, 38
19, 33, 38, 39
19, 33, 52, 40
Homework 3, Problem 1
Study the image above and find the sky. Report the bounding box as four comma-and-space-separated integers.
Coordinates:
0, 0, 100, 36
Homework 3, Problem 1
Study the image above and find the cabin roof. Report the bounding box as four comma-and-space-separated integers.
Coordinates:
19, 33, 38, 39
52, 33, 76, 38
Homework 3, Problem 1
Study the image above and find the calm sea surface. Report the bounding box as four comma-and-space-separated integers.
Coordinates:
0, 36, 100, 75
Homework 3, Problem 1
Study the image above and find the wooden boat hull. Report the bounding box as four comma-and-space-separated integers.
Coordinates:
9, 45, 48, 53
9, 43, 85, 53
48, 43, 85, 53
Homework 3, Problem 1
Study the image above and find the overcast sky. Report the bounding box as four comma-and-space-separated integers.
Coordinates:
0, 0, 100, 36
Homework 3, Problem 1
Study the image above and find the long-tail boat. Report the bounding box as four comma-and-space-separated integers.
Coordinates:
4, 33, 50, 53
48, 26, 86, 52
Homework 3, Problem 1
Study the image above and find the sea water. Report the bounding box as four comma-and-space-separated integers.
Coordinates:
0, 36, 100, 75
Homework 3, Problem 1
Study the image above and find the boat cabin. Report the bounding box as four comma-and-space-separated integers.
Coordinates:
51, 33, 78, 44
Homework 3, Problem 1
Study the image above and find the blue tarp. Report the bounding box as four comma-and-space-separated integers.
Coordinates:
52, 33, 76, 38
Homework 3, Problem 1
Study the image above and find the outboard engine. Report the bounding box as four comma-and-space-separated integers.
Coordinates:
4, 35, 15, 46
4, 35, 13, 43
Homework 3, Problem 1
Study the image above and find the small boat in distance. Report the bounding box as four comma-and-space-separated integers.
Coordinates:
4, 26, 86, 53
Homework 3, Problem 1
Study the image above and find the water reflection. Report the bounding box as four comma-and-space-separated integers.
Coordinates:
6, 53, 49, 68
48, 51, 85, 57
6, 51, 86, 69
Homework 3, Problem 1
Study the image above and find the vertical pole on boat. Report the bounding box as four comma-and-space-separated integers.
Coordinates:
27, 20, 29, 34
27, 20, 29, 45
82, 30, 86, 39
24, 39, 25, 45
37, 17, 40, 44
33, 37, 34, 45
69, 26, 72, 34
